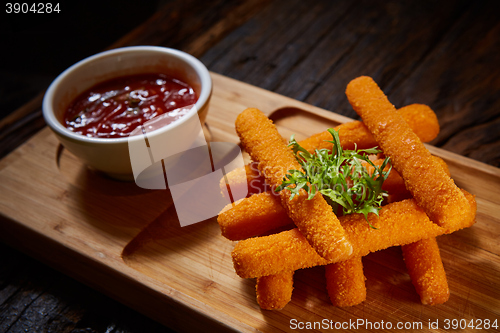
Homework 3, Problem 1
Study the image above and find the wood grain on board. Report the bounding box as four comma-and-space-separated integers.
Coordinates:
0, 72, 499, 332
1, 0, 499, 331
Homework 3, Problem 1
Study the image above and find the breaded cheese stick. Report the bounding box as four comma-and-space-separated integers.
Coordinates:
397, 104, 439, 143
345, 76, 472, 232
235, 108, 352, 261
325, 256, 366, 307
219, 162, 266, 198
218, 192, 290, 240
402, 237, 449, 305
256, 271, 294, 310
218, 191, 292, 240
232, 190, 476, 278
218, 156, 449, 241
369, 155, 449, 195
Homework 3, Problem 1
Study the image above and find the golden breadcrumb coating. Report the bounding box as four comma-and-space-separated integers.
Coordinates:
402, 237, 450, 305
364, 155, 449, 195
299, 121, 373, 152
218, 191, 292, 240
345, 76, 473, 232
218, 156, 448, 241
235, 108, 352, 261
397, 104, 439, 143
231, 190, 476, 278
256, 271, 294, 310
325, 256, 366, 307
298, 103, 439, 152
233, 228, 328, 279
219, 162, 266, 199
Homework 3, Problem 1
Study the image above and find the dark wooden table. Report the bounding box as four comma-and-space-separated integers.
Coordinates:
1, 0, 499, 332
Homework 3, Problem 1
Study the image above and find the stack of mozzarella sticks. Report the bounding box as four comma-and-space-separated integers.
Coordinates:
217, 76, 476, 310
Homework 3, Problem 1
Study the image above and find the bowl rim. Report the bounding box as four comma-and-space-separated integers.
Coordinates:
42, 45, 212, 145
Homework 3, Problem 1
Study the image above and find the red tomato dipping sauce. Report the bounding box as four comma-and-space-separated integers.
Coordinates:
64, 73, 198, 138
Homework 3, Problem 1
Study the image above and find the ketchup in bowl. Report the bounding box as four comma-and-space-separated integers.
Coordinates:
64, 73, 198, 138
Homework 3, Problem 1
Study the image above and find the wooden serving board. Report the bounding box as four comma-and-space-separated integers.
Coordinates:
0, 73, 499, 333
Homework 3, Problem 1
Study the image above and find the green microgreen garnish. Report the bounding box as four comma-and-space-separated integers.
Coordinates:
275, 128, 392, 227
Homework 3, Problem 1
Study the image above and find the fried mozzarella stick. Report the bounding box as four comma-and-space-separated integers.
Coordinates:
218, 191, 291, 240
235, 108, 352, 261
218, 155, 450, 241
402, 237, 449, 305
345, 76, 473, 232
232, 190, 475, 278
219, 162, 266, 198
325, 256, 366, 307
256, 271, 294, 310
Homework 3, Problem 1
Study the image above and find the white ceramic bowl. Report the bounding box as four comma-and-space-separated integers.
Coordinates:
43, 46, 212, 180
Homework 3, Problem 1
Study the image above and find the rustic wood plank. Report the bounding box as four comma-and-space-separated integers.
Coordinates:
241, 0, 354, 91
110, 0, 270, 54
389, 0, 500, 166
203, 0, 308, 79
182, 0, 272, 58
300, 0, 472, 117
271, 1, 361, 103
0, 243, 171, 333
203, 0, 355, 97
